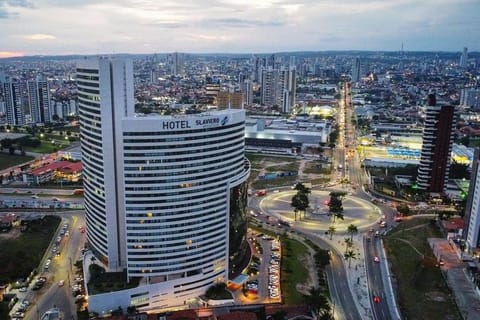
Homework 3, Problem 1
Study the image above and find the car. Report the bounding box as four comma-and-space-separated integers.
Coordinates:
52, 197, 59, 201
373, 295, 381, 303
439, 260, 445, 266
31, 195, 39, 199
21, 300, 30, 307
374, 256, 380, 263
380, 221, 387, 228
13, 312, 25, 318
58, 280, 65, 286
19, 287, 27, 292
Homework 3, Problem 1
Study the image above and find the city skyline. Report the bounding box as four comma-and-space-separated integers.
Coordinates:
1, 0, 479, 58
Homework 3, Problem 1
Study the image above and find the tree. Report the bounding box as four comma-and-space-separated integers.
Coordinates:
396, 203, 410, 216
347, 224, 358, 241
303, 287, 331, 317
344, 249, 356, 268
291, 186, 310, 220
328, 225, 336, 240
344, 238, 353, 254
328, 192, 346, 222
449, 160, 470, 180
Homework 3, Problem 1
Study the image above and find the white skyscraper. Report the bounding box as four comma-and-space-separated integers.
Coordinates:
4, 81, 25, 126
279, 67, 296, 113
465, 149, 480, 253
77, 58, 250, 313
27, 75, 51, 123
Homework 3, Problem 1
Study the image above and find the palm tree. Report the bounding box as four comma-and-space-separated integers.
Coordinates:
344, 249, 356, 268
328, 225, 336, 240
303, 287, 331, 317
347, 224, 358, 241
344, 237, 353, 254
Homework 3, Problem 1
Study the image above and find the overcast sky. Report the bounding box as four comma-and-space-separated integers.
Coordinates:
1, 0, 479, 58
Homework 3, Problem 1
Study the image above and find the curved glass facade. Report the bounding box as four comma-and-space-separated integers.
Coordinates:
78, 58, 250, 310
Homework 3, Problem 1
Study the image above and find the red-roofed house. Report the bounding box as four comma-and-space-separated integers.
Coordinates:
25, 161, 82, 185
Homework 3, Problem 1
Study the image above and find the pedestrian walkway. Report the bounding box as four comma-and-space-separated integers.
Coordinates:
325, 233, 372, 320
428, 238, 480, 318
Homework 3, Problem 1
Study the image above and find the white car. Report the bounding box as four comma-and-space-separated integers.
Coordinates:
19, 287, 27, 292
58, 280, 65, 286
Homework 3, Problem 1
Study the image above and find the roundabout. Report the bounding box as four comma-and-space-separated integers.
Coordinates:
257, 189, 381, 233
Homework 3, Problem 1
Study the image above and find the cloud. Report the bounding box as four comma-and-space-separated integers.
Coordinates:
1, 0, 34, 8
0, 0, 34, 18
0, 51, 25, 58
205, 18, 285, 28
21, 33, 56, 40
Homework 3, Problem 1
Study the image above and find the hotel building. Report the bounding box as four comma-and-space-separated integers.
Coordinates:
77, 58, 250, 312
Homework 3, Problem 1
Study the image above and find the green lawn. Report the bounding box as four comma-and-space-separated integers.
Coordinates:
0, 153, 35, 170
281, 237, 309, 304
0, 215, 60, 283
24, 141, 71, 154
384, 219, 461, 320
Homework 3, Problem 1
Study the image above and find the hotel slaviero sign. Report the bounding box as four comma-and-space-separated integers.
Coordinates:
162, 116, 229, 130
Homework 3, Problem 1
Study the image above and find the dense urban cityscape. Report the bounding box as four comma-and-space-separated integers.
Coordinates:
0, 48, 479, 320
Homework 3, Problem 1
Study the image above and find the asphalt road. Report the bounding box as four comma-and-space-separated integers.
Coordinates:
300, 230, 362, 320
364, 236, 393, 320
9, 211, 86, 320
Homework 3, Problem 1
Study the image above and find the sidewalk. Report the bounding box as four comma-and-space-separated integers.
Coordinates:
325, 234, 372, 320
428, 238, 480, 318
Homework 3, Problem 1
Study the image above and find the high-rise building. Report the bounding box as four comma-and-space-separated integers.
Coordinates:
416, 94, 457, 193
77, 58, 250, 313
261, 66, 296, 112
261, 67, 279, 106
169, 52, 184, 76
464, 149, 480, 253
460, 47, 468, 68
460, 88, 480, 111
216, 91, 243, 109
27, 75, 51, 124
351, 57, 361, 82
279, 67, 296, 113
241, 79, 253, 106
4, 81, 25, 126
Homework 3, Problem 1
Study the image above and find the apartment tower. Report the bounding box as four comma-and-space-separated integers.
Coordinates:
416, 94, 457, 193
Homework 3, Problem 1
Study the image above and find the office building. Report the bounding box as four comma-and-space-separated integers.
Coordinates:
417, 94, 457, 193
4, 81, 25, 126
464, 149, 480, 253
27, 75, 51, 124
77, 58, 250, 312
